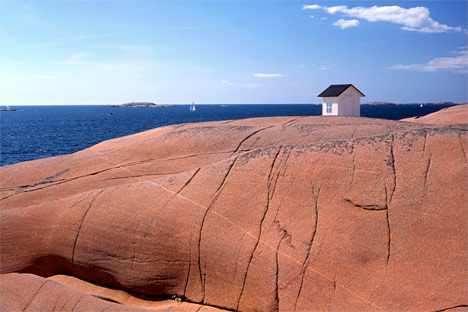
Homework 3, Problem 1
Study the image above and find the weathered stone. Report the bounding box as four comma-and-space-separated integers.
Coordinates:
0, 273, 224, 311
1, 114, 467, 311
401, 104, 468, 125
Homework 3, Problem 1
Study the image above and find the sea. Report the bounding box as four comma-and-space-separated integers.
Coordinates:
0, 104, 456, 167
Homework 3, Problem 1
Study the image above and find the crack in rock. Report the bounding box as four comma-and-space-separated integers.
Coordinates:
13, 168, 70, 194
293, 185, 320, 312
71, 190, 105, 266
344, 198, 388, 211
198, 156, 239, 303
236, 147, 282, 311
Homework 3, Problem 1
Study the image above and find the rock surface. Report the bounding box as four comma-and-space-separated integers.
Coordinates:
400, 104, 468, 125
1, 273, 223, 311
1, 115, 467, 312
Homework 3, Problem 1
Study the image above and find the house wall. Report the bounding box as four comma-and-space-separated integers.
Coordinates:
338, 87, 361, 117
354, 96, 360, 116
322, 97, 339, 116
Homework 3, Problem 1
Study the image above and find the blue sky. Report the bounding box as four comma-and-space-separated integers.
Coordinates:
1, 0, 467, 105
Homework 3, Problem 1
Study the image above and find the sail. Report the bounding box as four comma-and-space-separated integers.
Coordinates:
190, 101, 196, 112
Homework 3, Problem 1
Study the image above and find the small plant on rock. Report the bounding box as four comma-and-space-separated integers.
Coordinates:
171, 294, 182, 303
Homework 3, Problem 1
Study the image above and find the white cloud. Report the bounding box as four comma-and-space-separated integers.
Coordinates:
303, 4, 321, 10
333, 19, 359, 29
254, 73, 285, 78
309, 15, 314, 19
64, 52, 90, 64
303, 4, 463, 33
35, 75, 56, 79
325, 6, 347, 15
387, 48, 468, 73
220, 80, 232, 86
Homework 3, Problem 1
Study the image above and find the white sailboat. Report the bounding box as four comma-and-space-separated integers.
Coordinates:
190, 101, 196, 112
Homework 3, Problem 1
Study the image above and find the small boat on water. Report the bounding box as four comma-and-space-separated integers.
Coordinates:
190, 101, 196, 112
0, 105, 16, 111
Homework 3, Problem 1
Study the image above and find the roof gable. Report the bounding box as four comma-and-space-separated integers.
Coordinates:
318, 84, 365, 97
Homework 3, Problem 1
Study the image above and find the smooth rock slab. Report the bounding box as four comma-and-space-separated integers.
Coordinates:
0, 273, 225, 311
401, 104, 468, 125
1, 115, 467, 311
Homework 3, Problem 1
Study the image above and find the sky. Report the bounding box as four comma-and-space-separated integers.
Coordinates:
0, 0, 467, 105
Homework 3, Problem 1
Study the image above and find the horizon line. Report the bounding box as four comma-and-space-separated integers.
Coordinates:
2, 102, 464, 107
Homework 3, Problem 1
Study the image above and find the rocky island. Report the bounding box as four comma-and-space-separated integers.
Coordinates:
1, 105, 467, 311
0, 106, 16, 111
111, 102, 173, 108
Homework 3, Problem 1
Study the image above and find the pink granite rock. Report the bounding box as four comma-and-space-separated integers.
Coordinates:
401, 104, 468, 125
1, 116, 467, 311
0, 273, 224, 311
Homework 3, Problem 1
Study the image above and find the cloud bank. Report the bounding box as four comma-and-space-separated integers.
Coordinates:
388, 48, 468, 73
303, 4, 462, 33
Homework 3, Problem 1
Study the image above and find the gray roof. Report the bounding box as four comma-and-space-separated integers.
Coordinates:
318, 84, 365, 97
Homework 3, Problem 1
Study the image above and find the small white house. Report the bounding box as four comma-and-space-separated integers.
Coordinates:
318, 84, 365, 117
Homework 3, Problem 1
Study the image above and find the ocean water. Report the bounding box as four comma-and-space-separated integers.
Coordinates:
0, 104, 455, 166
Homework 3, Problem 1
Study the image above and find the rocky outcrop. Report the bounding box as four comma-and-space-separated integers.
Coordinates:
1, 116, 467, 311
1, 273, 223, 311
401, 104, 468, 125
